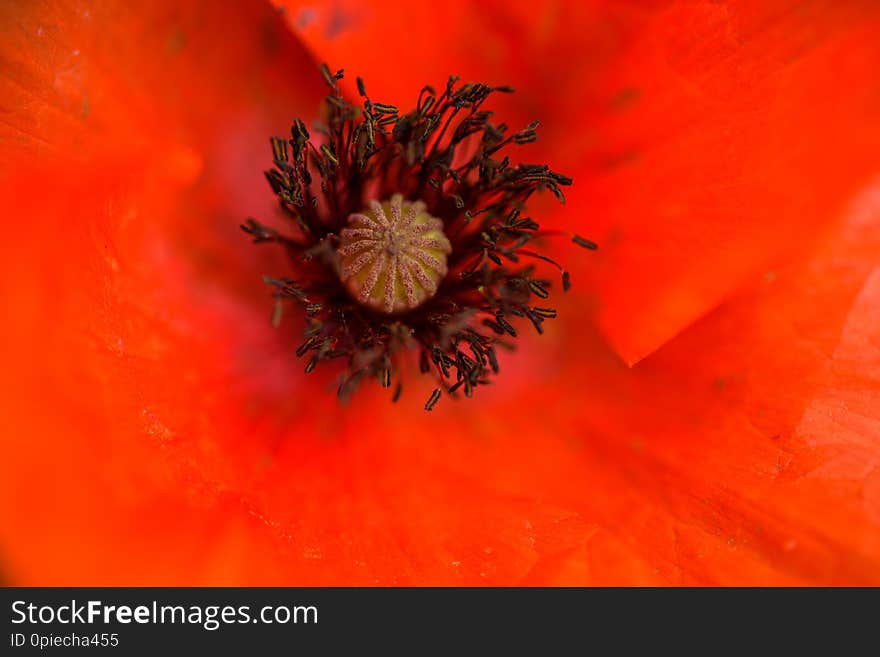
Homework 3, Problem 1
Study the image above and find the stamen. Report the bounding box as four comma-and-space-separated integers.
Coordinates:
425, 389, 442, 411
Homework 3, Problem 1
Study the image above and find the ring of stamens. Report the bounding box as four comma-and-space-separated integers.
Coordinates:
248, 67, 591, 407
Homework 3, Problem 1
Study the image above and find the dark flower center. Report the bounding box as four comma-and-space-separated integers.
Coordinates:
243, 64, 596, 409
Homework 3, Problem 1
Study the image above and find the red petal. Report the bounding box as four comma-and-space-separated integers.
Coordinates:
277, 0, 880, 363
0, 0, 327, 583
3, 173, 879, 584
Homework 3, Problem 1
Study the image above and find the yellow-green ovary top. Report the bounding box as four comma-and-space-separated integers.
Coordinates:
337, 194, 452, 314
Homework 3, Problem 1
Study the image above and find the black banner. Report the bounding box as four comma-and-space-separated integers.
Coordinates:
1, 587, 876, 653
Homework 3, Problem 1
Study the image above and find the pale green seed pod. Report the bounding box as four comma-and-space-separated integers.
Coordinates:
338, 194, 452, 314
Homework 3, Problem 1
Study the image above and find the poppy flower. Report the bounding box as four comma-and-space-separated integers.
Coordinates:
1, 0, 879, 585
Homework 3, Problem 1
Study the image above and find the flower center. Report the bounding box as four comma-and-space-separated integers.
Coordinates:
249, 67, 593, 407
338, 194, 452, 314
